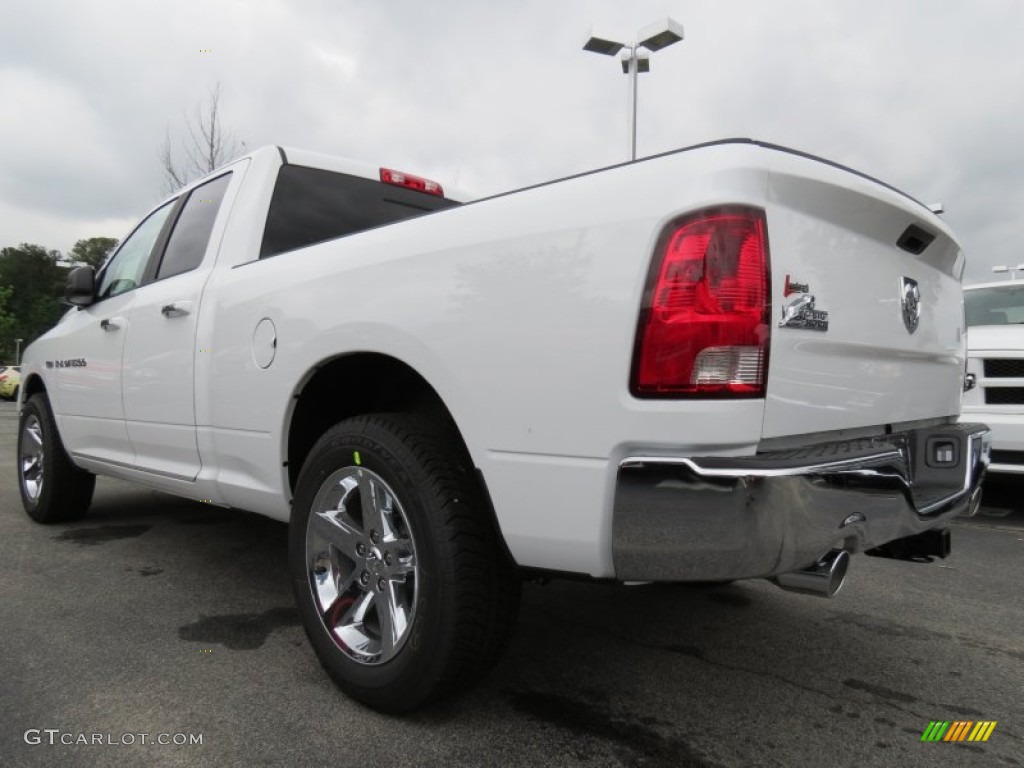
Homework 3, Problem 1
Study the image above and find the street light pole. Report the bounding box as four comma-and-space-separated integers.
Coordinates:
15, 338, 22, 366
629, 47, 639, 161
583, 18, 684, 161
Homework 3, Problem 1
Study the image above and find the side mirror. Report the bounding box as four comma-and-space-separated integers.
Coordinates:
66, 266, 96, 307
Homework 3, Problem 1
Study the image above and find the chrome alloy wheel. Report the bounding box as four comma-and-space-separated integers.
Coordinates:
20, 413, 44, 502
306, 466, 418, 665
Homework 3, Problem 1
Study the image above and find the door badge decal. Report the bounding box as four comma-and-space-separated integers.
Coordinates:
779, 275, 829, 332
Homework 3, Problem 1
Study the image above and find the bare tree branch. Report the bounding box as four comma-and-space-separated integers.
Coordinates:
159, 128, 187, 194
158, 82, 245, 194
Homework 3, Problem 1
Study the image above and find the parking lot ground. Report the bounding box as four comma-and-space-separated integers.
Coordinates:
1, 401, 1021, 767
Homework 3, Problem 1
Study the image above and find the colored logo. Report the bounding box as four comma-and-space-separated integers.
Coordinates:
921, 721, 997, 742
783, 273, 810, 297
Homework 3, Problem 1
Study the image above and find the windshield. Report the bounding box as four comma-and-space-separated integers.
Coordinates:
964, 284, 1024, 327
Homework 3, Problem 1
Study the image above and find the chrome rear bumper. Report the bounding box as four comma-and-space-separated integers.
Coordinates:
611, 423, 990, 582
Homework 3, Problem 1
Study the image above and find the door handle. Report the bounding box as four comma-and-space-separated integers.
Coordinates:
100, 317, 124, 331
161, 301, 193, 318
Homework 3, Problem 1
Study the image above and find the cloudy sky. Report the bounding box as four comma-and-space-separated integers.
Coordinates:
2, 0, 1022, 283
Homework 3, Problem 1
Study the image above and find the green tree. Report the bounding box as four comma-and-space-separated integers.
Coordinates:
0, 243, 67, 361
0, 285, 17, 362
69, 237, 119, 270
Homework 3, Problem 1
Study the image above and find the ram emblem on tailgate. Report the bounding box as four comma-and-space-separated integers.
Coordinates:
900, 276, 921, 334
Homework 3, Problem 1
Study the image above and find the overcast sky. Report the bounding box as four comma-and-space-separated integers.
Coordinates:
2, 0, 1022, 283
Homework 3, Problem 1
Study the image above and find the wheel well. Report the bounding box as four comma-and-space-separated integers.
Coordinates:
287, 353, 517, 569
23, 374, 46, 399
287, 354, 458, 492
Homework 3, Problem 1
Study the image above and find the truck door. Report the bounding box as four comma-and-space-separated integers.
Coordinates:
121, 172, 233, 480
55, 201, 177, 466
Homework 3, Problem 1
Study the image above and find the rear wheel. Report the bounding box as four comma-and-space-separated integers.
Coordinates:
18, 393, 95, 523
290, 413, 520, 713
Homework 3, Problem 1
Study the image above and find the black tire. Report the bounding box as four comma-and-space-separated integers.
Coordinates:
18, 392, 95, 523
290, 413, 520, 713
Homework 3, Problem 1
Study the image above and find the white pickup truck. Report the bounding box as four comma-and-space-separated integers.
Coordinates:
17, 140, 990, 712
963, 279, 1024, 474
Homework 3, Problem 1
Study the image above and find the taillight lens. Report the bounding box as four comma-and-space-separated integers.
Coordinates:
631, 207, 770, 397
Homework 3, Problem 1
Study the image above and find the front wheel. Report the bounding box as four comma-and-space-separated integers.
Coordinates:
290, 414, 520, 713
18, 392, 95, 523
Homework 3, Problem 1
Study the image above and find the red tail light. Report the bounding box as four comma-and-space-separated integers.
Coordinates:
379, 168, 444, 196
631, 207, 770, 397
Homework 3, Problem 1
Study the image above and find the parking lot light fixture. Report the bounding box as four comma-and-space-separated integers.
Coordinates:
992, 265, 1024, 280
637, 18, 685, 51
582, 31, 625, 56
583, 18, 684, 161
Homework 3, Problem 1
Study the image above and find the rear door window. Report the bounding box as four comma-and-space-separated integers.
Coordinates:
156, 173, 233, 280
259, 165, 459, 259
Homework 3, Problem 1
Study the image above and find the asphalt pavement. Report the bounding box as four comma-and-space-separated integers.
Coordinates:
0, 400, 1021, 768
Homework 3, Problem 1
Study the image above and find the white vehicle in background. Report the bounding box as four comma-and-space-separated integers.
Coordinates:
963, 280, 1024, 475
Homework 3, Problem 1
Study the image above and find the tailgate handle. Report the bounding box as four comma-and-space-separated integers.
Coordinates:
897, 224, 935, 255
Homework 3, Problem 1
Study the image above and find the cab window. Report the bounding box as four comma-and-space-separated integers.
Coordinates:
96, 201, 176, 300
259, 165, 459, 259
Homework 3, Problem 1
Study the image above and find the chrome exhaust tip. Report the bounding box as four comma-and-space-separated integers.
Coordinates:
773, 549, 850, 598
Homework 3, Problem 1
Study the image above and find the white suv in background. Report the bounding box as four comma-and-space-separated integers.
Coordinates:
963, 280, 1024, 475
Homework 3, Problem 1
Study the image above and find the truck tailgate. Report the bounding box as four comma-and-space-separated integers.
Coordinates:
760, 151, 965, 438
